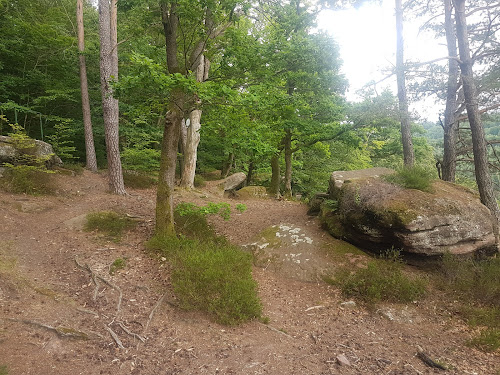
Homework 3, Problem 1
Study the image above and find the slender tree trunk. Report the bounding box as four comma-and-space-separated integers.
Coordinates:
155, 108, 182, 237
222, 152, 234, 178
98, 0, 126, 194
180, 55, 209, 189
77, 0, 97, 172
270, 153, 281, 198
442, 0, 459, 182
284, 129, 293, 198
454, 0, 500, 228
246, 160, 254, 186
178, 118, 187, 178
395, 0, 415, 167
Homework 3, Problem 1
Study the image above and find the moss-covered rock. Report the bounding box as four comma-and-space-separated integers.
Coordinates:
321, 168, 497, 256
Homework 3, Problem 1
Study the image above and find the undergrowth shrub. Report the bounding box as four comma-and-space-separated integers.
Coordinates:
384, 166, 434, 192
147, 202, 261, 325
439, 254, 500, 351
329, 250, 427, 305
123, 170, 157, 189
84, 211, 136, 241
121, 148, 160, 172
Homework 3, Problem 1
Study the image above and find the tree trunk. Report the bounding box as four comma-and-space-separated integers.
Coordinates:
77, 0, 97, 172
284, 129, 293, 198
99, 0, 126, 194
270, 153, 281, 198
395, 0, 415, 167
442, 0, 459, 182
178, 118, 187, 178
454, 0, 500, 228
222, 152, 234, 178
180, 55, 209, 189
246, 160, 254, 186
155, 108, 182, 237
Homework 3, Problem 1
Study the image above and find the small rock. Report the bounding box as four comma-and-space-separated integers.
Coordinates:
336, 354, 351, 366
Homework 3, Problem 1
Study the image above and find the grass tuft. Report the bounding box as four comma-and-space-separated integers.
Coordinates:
329, 250, 426, 305
123, 171, 157, 189
84, 211, 136, 241
109, 257, 127, 275
147, 209, 262, 325
0, 165, 55, 195
384, 166, 434, 192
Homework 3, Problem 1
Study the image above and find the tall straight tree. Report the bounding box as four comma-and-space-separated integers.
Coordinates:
98, 0, 126, 194
453, 0, 500, 226
77, 0, 98, 172
395, 0, 415, 167
441, 0, 459, 182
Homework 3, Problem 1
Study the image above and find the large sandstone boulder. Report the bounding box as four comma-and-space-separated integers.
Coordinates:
236, 185, 267, 199
0, 135, 62, 168
216, 172, 246, 195
321, 168, 497, 256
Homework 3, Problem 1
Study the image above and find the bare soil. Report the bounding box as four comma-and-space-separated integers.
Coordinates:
0, 171, 498, 375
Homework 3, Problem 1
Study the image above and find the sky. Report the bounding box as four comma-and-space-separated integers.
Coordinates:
317, 0, 448, 121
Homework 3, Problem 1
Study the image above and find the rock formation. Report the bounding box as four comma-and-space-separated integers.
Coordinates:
320, 168, 497, 256
0, 135, 62, 168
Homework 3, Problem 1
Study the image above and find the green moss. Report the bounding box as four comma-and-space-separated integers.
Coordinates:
84, 211, 137, 241
109, 258, 127, 275
256, 226, 282, 249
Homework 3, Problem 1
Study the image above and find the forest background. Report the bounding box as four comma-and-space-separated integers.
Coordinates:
0, 0, 499, 202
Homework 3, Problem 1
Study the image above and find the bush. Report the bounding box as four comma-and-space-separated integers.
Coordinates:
123, 170, 157, 189
0, 164, 55, 195
121, 147, 160, 172
384, 165, 434, 192
84, 211, 136, 241
194, 174, 206, 188
330, 251, 427, 304
147, 203, 262, 325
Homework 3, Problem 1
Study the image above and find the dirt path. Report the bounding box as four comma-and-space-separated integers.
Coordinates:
0, 171, 498, 374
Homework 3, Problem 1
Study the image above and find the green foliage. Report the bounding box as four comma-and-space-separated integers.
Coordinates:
468, 328, 500, 352
84, 211, 136, 241
46, 119, 76, 162
109, 258, 127, 275
121, 148, 161, 172
176, 202, 232, 221
439, 254, 500, 352
123, 170, 157, 189
147, 216, 262, 325
193, 174, 206, 188
330, 251, 427, 305
0, 164, 55, 195
384, 166, 435, 192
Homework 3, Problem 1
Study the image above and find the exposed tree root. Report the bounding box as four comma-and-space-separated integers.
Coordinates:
5, 318, 89, 340
104, 324, 125, 349
118, 322, 146, 343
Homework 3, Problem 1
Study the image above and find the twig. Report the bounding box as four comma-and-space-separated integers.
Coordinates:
105, 325, 125, 349
118, 322, 146, 343
305, 305, 324, 312
143, 292, 168, 334
259, 323, 293, 339
75, 256, 122, 313
416, 346, 447, 370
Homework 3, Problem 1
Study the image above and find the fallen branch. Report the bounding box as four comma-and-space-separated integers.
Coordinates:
105, 325, 125, 349
74, 256, 123, 313
416, 346, 447, 370
259, 323, 293, 339
118, 322, 146, 343
143, 292, 168, 334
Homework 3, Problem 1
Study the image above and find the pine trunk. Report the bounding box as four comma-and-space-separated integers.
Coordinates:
77, 0, 97, 172
284, 130, 293, 198
395, 0, 415, 167
99, 0, 125, 194
454, 0, 500, 229
442, 0, 459, 182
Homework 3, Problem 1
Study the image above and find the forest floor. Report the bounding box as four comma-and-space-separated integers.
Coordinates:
0, 170, 499, 375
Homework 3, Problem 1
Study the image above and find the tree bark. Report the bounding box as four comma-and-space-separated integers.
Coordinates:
221, 152, 234, 178
246, 160, 254, 186
77, 0, 97, 172
99, 0, 126, 194
155, 108, 182, 237
270, 153, 281, 198
395, 0, 415, 167
284, 129, 293, 198
442, 0, 460, 182
454, 0, 500, 228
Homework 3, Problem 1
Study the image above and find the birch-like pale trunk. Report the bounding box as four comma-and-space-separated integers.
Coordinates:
77, 0, 97, 172
180, 55, 209, 189
98, 0, 126, 194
